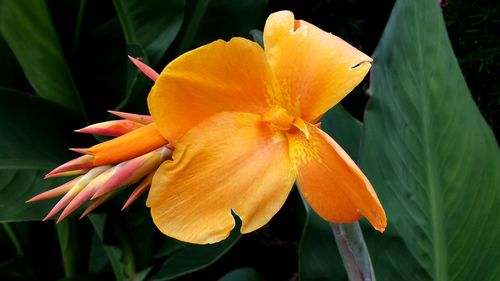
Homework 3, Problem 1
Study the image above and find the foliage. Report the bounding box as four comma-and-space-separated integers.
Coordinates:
362, 1, 500, 281
0, 0, 498, 280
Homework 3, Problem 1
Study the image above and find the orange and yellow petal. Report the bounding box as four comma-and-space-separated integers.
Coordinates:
146, 112, 296, 244
288, 124, 386, 232
148, 38, 283, 145
264, 11, 372, 122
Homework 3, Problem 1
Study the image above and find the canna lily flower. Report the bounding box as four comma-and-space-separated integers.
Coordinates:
30, 10, 386, 245
145, 11, 386, 243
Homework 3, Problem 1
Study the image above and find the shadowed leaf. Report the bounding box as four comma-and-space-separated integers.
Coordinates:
0, 89, 80, 221
0, 0, 84, 115
362, 0, 500, 280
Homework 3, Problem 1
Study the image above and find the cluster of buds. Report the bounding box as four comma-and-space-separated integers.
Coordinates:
27, 57, 171, 222
27, 111, 172, 221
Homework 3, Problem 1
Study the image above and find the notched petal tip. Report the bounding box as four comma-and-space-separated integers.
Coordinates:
349, 60, 372, 70
371, 210, 387, 233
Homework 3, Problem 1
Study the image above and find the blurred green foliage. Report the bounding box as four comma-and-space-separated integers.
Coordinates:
0, 0, 498, 280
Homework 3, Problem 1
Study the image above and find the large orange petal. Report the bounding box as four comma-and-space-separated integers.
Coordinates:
146, 112, 296, 244
289, 124, 386, 231
264, 11, 372, 122
148, 38, 286, 145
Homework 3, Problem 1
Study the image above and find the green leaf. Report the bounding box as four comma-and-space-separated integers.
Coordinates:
0, 256, 35, 280
0, 35, 28, 90
112, 0, 185, 64
299, 202, 346, 281
88, 213, 127, 281
0, 0, 85, 115
150, 231, 240, 281
249, 29, 264, 49
0, 89, 80, 222
362, 0, 500, 280
178, 0, 267, 53
218, 267, 265, 281
56, 219, 81, 278
298, 106, 362, 281
321, 105, 362, 157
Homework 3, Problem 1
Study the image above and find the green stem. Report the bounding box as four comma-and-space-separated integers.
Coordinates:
56, 219, 80, 278
330, 222, 376, 281
177, 0, 211, 54
1, 223, 24, 257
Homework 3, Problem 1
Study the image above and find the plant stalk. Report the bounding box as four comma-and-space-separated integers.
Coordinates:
330, 222, 376, 281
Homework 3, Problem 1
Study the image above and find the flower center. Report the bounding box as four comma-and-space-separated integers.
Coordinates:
262, 106, 310, 139
262, 105, 294, 131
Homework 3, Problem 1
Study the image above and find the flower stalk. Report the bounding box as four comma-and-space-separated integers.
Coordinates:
330, 222, 376, 281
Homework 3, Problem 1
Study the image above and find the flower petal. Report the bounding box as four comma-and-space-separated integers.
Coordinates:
289, 125, 386, 232
148, 38, 283, 145
147, 112, 296, 244
264, 11, 372, 122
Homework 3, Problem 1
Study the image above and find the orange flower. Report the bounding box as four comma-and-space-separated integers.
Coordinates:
31, 11, 386, 244
145, 11, 386, 244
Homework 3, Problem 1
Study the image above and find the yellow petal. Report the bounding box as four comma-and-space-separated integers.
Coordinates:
148, 38, 284, 145
147, 112, 296, 244
264, 11, 372, 122
289, 124, 386, 232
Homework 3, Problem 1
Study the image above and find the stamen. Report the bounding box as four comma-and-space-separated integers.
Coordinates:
262, 106, 294, 131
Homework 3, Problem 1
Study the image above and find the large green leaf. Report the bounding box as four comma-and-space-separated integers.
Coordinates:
0, 89, 79, 221
0, 0, 84, 115
112, 0, 185, 64
362, 0, 500, 280
0, 35, 28, 91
